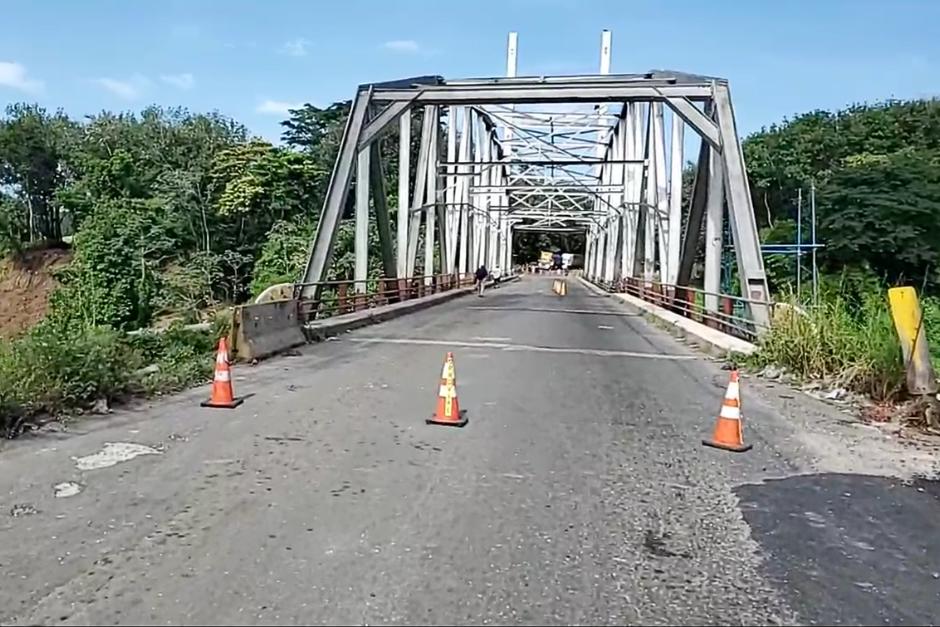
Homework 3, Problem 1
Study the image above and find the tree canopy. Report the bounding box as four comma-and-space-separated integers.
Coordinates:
743, 99, 940, 291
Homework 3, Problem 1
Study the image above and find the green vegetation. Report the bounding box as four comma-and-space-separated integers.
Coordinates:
742, 99, 940, 397
1, 95, 939, 431
0, 318, 228, 436
0, 101, 406, 433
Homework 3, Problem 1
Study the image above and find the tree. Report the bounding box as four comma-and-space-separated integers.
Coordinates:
742, 98, 940, 291
0, 104, 78, 242
818, 150, 940, 287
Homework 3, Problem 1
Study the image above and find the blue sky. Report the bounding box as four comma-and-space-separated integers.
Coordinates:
1, 0, 938, 142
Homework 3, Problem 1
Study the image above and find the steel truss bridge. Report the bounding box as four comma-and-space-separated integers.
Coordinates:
299, 30, 771, 327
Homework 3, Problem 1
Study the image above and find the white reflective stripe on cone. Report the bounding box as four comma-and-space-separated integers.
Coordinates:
439, 384, 455, 398
719, 404, 740, 420
724, 382, 740, 399
215, 370, 231, 382
217, 352, 228, 364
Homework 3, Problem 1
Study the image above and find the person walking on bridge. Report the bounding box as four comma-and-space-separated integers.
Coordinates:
474, 264, 488, 297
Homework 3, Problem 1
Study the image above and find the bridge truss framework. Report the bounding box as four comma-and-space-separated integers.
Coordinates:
299, 31, 771, 327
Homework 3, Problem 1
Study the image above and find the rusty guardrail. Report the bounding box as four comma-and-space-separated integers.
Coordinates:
588, 276, 773, 342
292, 273, 476, 321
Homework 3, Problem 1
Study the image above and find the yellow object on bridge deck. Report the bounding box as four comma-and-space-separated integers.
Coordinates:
552, 278, 567, 296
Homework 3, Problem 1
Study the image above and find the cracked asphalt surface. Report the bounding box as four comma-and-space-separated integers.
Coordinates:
1, 276, 939, 625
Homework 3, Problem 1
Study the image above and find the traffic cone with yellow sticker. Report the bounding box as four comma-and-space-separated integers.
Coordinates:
426, 352, 468, 427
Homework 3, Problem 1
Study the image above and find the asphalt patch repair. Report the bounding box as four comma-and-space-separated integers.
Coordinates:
736, 473, 940, 625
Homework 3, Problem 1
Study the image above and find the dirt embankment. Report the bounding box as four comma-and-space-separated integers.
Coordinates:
0, 247, 72, 339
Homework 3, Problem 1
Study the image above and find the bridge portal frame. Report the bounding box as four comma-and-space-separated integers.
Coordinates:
298, 68, 770, 328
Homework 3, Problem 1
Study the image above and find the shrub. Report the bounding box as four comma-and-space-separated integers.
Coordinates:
0, 323, 141, 425
0, 313, 230, 433
753, 287, 905, 400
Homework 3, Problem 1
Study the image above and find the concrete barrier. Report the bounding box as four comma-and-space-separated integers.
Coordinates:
231, 299, 307, 362
231, 274, 521, 361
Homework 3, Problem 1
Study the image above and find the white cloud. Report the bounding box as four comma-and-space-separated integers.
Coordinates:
256, 99, 302, 115
383, 39, 420, 54
280, 38, 311, 57
160, 73, 195, 89
0, 61, 44, 94
94, 75, 149, 100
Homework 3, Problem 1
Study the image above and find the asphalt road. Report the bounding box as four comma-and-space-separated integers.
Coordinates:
1, 276, 938, 625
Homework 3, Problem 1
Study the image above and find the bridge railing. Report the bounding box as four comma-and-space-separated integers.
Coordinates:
293, 273, 476, 321
590, 276, 773, 342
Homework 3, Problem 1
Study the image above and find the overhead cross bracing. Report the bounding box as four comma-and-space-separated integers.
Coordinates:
299, 30, 771, 328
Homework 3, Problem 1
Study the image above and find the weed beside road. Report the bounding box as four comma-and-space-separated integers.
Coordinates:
0, 316, 228, 437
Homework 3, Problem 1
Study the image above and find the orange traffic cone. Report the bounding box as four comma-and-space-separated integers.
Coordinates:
426, 352, 467, 427
201, 337, 244, 409
702, 370, 751, 452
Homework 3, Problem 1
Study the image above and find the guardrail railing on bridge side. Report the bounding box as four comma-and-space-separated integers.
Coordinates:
292, 273, 477, 321
586, 276, 773, 343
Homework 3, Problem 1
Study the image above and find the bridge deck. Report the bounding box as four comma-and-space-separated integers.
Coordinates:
1, 277, 937, 625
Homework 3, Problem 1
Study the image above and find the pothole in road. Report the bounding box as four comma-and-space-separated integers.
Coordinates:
73, 442, 163, 471
10, 503, 38, 517
642, 529, 692, 559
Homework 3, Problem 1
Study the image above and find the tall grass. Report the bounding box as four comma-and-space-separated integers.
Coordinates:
0, 317, 228, 436
753, 287, 907, 400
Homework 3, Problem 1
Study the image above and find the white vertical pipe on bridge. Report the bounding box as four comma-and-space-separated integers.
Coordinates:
396, 111, 411, 278
704, 146, 725, 314
457, 109, 472, 276
652, 103, 669, 285
354, 146, 370, 293
667, 113, 684, 286
423, 106, 439, 286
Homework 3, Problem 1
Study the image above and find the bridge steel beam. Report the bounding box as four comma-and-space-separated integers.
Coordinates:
667, 109, 685, 286
651, 102, 669, 285
371, 84, 713, 105
300, 58, 770, 323
300, 87, 371, 299
676, 101, 714, 289
369, 139, 396, 279
456, 109, 472, 275
406, 106, 435, 277
713, 82, 770, 328
704, 140, 724, 316
396, 109, 411, 278
423, 105, 440, 287
354, 145, 370, 293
